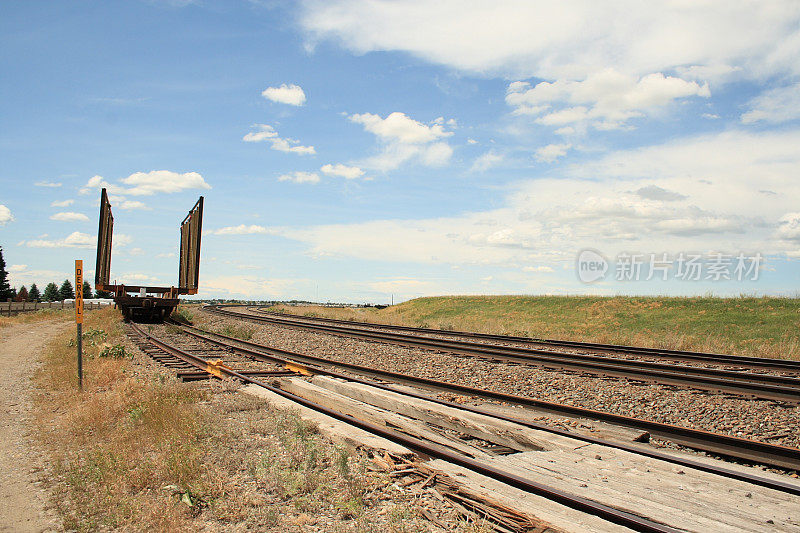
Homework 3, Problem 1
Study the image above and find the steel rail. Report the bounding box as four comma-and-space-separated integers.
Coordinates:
128, 321, 679, 533
207, 305, 800, 404
179, 319, 800, 471
250, 306, 800, 372
245, 307, 800, 387
176, 323, 800, 495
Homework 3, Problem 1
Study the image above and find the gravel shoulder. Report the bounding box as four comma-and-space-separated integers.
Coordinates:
0, 320, 69, 532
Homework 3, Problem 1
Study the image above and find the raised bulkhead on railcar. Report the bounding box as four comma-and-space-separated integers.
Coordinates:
94, 188, 204, 321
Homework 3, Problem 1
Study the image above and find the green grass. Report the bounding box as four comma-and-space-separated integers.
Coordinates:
271, 295, 800, 360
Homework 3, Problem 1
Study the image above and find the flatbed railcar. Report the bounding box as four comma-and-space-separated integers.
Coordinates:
94, 187, 204, 321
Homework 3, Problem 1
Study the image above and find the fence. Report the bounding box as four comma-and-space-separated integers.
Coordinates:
2, 300, 113, 316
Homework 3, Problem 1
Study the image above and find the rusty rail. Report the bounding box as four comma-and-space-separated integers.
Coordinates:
176, 323, 800, 494
128, 321, 680, 532
207, 305, 800, 404
192, 313, 800, 471
250, 306, 800, 372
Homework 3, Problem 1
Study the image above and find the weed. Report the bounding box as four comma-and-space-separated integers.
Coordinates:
336, 447, 351, 478
171, 306, 194, 324
128, 404, 147, 420
98, 343, 127, 358
218, 323, 255, 341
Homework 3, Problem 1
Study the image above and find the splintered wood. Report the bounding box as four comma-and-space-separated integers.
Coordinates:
371, 451, 562, 533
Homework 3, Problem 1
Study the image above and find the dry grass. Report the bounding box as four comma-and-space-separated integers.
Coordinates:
0, 307, 72, 328
272, 295, 800, 360
34, 307, 208, 531
33, 306, 467, 531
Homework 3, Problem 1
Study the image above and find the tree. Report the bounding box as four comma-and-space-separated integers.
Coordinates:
59, 279, 75, 300
95, 288, 112, 298
28, 283, 41, 302
0, 246, 11, 300
16, 286, 28, 302
82, 280, 93, 299
43, 282, 60, 302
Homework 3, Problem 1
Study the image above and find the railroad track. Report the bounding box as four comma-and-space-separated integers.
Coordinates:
127, 320, 800, 532
173, 321, 800, 471
205, 305, 800, 404
249, 306, 800, 372
125, 323, 295, 382
127, 321, 675, 532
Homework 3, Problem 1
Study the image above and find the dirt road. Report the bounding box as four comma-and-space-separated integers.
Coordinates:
0, 321, 68, 532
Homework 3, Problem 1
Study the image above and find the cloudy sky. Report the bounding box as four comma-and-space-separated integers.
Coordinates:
1, 1, 799, 302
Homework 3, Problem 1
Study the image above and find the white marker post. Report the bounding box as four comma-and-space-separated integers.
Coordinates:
75, 260, 84, 390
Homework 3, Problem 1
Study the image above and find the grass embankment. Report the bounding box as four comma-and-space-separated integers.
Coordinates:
34, 306, 436, 531
272, 295, 800, 360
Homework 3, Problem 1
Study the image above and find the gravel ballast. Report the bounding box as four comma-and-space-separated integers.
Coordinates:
202, 309, 800, 453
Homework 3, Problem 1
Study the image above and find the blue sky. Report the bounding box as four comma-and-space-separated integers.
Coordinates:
1, 1, 799, 302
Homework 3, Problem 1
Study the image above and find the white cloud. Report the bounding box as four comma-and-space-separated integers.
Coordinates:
278, 171, 320, 184
200, 275, 307, 299
21, 231, 95, 249
243, 124, 315, 155
228, 262, 261, 270
6, 266, 71, 288
19, 232, 132, 249
277, 128, 800, 266
470, 150, 503, 172
348, 112, 455, 171
209, 224, 277, 235
117, 200, 150, 210
300, 2, 800, 81
270, 137, 316, 155
523, 266, 555, 272
634, 185, 687, 202
702, 113, 720, 120
0, 204, 13, 225
418, 142, 453, 167
50, 211, 90, 222
243, 123, 278, 142
350, 112, 453, 144
302, 2, 800, 134
467, 138, 478, 144
121, 170, 211, 195
366, 277, 435, 294
114, 234, 133, 247
128, 248, 146, 256
777, 213, 800, 242
35, 181, 61, 187
120, 273, 159, 282
80, 171, 211, 196
103, 195, 149, 210
51, 199, 74, 207
261, 84, 307, 106
81, 175, 109, 194
506, 71, 710, 129
535, 143, 571, 163
741, 83, 800, 124
320, 163, 365, 179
